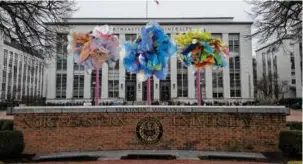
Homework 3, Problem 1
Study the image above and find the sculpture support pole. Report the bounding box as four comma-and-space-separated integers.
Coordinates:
147, 77, 151, 105
197, 70, 201, 105
95, 69, 99, 105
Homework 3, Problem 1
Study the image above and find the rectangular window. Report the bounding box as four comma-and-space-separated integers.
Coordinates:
212, 70, 223, 98
74, 63, 84, 71
125, 72, 136, 101
56, 33, 68, 55
56, 55, 67, 70
229, 34, 241, 98
55, 73, 66, 98
125, 34, 137, 42
177, 59, 188, 97
73, 75, 84, 98
292, 79, 296, 84
290, 53, 295, 69
229, 34, 239, 53
108, 63, 119, 98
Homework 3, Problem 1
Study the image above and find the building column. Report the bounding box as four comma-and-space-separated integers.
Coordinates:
188, 65, 195, 98
46, 58, 56, 99
294, 42, 302, 97
205, 67, 213, 99
119, 34, 126, 99
101, 63, 108, 99
240, 33, 253, 99
222, 33, 230, 99
0, 33, 3, 100
66, 54, 74, 99
170, 34, 178, 99
136, 79, 142, 101
154, 77, 160, 101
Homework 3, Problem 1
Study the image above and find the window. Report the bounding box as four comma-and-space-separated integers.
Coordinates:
160, 58, 171, 101
22, 56, 26, 97
125, 72, 136, 101
125, 34, 137, 42
74, 62, 84, 71
56, 73, 67, 98
73, 75, 84, 98
2, 50, 8, 83
290, 53, 295, 69
56, 33, 68, 71
229, 34, 241, 98
108, 62, 119, 98
1, 83, 5, 99
56, 55, 67, 70
229, 34, 239, 53
291, 71, 295, 76
177, 60, 188, 97
292, 79, 296, 84
56, 33, 68, 55
212, 70, 223, 98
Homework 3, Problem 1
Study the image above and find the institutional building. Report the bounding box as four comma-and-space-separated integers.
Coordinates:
0, 32, 46, 102
255, 40, 302, 99
45, 17, 254, 104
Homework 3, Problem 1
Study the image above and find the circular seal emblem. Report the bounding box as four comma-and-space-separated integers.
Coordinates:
136, 117, 163, 144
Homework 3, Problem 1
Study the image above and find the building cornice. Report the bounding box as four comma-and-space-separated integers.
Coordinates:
44, 17, 253, 25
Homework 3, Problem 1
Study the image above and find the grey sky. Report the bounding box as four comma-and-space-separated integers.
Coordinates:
74, 0, 253, 21
73, 0, 257, 54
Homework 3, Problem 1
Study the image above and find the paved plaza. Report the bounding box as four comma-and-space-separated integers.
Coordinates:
22, 160, 273, 164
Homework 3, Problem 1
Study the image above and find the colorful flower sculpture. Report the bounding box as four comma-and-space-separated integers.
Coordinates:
69, 25, 120, 71
68, 25, 120, 105
175, 29, 229, 70
122, 21, 177, 82
175, 29, 229, 105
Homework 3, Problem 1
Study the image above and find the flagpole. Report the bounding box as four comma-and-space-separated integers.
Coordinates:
146, 0, 148, 18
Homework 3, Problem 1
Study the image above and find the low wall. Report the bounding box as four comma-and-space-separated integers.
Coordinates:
13, 106, 288, 154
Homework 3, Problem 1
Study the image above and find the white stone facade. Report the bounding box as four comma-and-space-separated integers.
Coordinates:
255, 40, 302, 99
45, 18, 254, 104
0, 33, 46, 102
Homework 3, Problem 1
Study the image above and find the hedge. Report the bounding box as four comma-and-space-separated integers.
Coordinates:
0, 130, 24, 157
0, 120, 13, 131
279, 130, 302, 156
287, 121, 302, 131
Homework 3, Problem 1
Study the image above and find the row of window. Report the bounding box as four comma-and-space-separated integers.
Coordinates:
55, 33, 242, 99
1, 49, 44, 100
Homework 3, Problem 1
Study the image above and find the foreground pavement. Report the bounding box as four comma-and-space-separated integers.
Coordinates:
22, 160, 274, 164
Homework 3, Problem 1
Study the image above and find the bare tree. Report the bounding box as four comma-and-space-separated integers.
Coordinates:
255, 73, 288, 103
0, 1, 76, 59
247, 0, 302, 48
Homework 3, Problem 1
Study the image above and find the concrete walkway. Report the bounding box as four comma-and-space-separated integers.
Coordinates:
33, 150, 266, 161
22, 160, 275, 164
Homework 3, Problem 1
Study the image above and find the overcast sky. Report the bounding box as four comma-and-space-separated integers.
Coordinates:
73, 0, 253, 21
73, 0, 257, 54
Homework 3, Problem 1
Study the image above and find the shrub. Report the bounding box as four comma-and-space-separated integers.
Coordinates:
287, 121, 302, 130
0, 120, 13, 131
0, 131, 24, 157
279, 130, 302, 156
